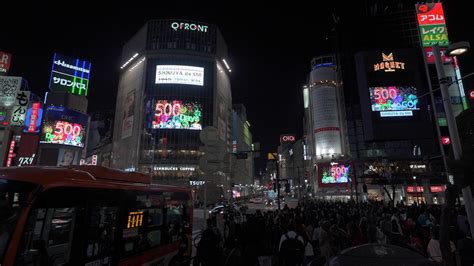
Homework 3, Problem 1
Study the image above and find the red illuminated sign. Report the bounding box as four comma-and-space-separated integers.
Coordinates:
430, 186, 446, 193
441, 137, 451, 145
424, 47, 453, 64
0, 51, 12, 75
28, 103, 41, 132
280, 134, 296, 143
416, 3, 446, 26
469, 90, 474, 100
407, 186, 424, 193
6, 140, 16, 167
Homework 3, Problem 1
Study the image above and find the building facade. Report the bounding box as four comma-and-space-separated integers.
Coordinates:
112, 19, 232, 188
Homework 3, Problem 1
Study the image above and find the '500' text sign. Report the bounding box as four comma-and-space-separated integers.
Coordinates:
155, 65, 204, 86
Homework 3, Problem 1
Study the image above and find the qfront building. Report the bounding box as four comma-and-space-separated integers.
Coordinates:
112, 19, 232, 187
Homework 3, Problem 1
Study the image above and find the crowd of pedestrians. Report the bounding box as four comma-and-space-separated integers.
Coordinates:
195, 198, 474, 266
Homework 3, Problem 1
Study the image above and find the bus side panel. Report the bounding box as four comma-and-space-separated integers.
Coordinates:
3, 206, 31, 266
117, 242, 179, 266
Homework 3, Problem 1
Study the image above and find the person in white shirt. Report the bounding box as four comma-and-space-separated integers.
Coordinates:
427, 226, 456, 263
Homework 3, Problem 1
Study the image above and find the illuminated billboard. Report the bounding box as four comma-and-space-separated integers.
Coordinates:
40, 106, 88, 148
155, 65, 204, 86
49, 53, 91, 96
0, 51, 12, 75
151, 100, 202, 130
369, 86, 419, 117
319, 162, 350, 186
416, 3, 449, 47
0, 76, 22, 107
24, 103, 43, 133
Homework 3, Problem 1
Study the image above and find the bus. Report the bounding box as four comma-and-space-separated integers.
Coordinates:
0, 166, 193, 266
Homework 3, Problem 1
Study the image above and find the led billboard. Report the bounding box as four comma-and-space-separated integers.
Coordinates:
155, 65, 204, 86
40, 106, 88, 148
319, 162, 350, 186
369, 86, 419, 117
49, 53, 91, 96
151, 100, 202, 130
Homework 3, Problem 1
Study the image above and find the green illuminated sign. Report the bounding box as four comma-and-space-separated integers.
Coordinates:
50, 72, 89, 96
420, 25, 449, 47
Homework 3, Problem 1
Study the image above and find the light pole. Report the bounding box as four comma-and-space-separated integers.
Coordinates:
433, 42, 474, 238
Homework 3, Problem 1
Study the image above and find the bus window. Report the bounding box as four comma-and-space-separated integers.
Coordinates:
0, 179, 38, 265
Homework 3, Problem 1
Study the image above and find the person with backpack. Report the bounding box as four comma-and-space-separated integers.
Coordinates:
278, 223, 306, 266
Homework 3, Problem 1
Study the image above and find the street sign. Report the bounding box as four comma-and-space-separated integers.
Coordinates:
441, 136, 451, 145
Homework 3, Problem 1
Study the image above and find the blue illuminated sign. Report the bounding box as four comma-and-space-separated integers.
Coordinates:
49, 53, 91, 96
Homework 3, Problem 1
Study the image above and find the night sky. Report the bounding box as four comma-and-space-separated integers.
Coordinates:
2, 2, 473, 172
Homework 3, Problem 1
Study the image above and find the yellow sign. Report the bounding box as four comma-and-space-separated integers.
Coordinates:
127, 211, 144, 229
374, 53, 405, 72
267, 153, 278, 160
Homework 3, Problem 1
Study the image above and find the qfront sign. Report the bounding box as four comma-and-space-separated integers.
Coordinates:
171, 22, 209, 33
49, 53, 91, 96
373, 53, 405, 72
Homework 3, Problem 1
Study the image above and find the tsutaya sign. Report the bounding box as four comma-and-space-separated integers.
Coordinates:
374, 53, 406, 72
171, 22, 209, 33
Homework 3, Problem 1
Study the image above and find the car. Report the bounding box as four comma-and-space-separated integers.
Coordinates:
209, 203, 241, 216
249, 197, 264, 204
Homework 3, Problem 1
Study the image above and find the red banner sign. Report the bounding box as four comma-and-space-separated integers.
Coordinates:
0, 51, 12, 75
416, 3, 446, 26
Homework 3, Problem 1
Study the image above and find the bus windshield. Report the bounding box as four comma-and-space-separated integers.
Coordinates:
0, 179, 38, 263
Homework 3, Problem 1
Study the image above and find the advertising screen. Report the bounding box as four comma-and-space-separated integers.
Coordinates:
319, 162, 350, 185
49, 53, 91, 96
151, 100, 202, 130
40, 106, 88, 148
369, 86, 419, 117
155, 65, 204, 86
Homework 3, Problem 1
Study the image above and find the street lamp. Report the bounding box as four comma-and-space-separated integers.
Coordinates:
447, 41, 471, 56
432, 41, 474, 238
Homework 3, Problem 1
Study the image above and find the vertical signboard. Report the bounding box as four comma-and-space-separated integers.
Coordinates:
122, 90, 135, 139
10, 91, 30, 126
24, 102, 43, 133
0, 52, 12, 75
416, 3, 449, 47
15, 134, 40, 166
5, 139, 16, 167
49, 53, 91, 96
0, 76, 22, 107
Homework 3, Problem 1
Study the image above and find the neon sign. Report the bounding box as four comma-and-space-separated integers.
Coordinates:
49, 53, 91, 96
321, 162, 350, 184
41, 120, 85, 148
171, 22, 208, 32
280, 134, 296, 143
6, 140, 16, 167
416, 3, 449, 47
374, 53, 405, 72
24, 102, 43, 133
152, 100, 202, 130
369, 86, 419, 117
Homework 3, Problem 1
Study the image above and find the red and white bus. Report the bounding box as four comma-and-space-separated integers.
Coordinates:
0, 166, 193, 266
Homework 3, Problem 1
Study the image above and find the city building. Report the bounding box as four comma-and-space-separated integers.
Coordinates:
324, 0, 458, 204
303, 55, 351, 199
231, 104, 254, 197
112, 19, 232, 189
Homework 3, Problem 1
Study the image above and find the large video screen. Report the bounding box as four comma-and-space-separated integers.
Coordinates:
320, 163, 350, 184
152, 100, 202, 130
369, 86, 419, 117
41, 121, 86, 148
155, 65, 204, 86
40, 106, 88, 148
